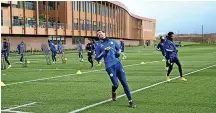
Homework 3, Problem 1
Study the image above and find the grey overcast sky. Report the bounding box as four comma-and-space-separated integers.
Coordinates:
118, 0, 216, 35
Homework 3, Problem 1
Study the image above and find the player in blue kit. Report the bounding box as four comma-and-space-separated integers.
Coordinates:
77, 40, 84, 62
157, 36, 166, 58
57, 41, 64, 57
2, 38, 11, 68
57, 41, 67, 63
164, 32, 187, 81
95, 30, 136, 108
157, 36, 169, 70
17, 41, 25, 64
48, 40, 57, 64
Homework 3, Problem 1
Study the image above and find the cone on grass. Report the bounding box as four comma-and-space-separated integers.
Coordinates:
76, 70, 82, 75
141, 62, 145, 64
1, 82, 6, 86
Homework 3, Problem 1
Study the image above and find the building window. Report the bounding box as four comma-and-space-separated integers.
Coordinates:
87, 20, 91, 31
106, 7, 108, 16
73, 1, 78, 11
106, 23, 108, 32
48, 36, 66, 45
87, 1, 91, 13
93, 21, 97, 31
80, 19, 85, 30
72, 37, 85, 44
43, 1, 46, 10
26, 17, 36, 28
97, 22, 101, 30
16, 1, 23, 8
48, 1, 55, 10
101, 5, 104, 16
74, 18, 78, 30
113, 25, 115, 33
1, 9, 3, 26
92, 2, 96, 14
110, 24, 112, 32
80, 1, 85, 12
13, 16, 24, 26
110, 8, 112, 17
97, 5, 100, 15
102, 23, 105, 31
25, 1, 35, 10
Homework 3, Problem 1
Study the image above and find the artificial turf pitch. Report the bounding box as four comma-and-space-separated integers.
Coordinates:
1, 44, 216, 113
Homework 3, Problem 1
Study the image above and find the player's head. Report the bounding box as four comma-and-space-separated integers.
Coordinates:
21, 41, 24, 44
92, 39, 95, 43
167, 32, 174, 41
3, 38, 7, 42
96, 30, 105, 39
88, 38, 93, 43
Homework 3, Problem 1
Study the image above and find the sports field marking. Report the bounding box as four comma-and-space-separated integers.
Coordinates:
5, 61, 160, 86
68, 64, 216, 113
1, 102, 37, 113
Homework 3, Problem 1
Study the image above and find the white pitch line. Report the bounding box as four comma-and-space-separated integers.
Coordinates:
1, 110, 32, 113
3, 102, 37, 111
68, 64, 216, 113
5, 61, 160, 86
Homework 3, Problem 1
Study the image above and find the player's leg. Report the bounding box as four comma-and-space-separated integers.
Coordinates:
89, 53, 93, 68
51, 51, 56, 64
79, 51, 83, 62
116, 62, 136, 108
166, 59, 173, 81
175, 57, 187, 81
20, 54, 24, 63
54, 51, 57, 63
80, 51, 83, 61
4, 55, 11, 68
1, 55, 6, 69
165, 59, 169, 71
106, 66, 118, 101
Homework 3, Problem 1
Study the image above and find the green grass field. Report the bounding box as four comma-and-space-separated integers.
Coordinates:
1, 44, 216, 113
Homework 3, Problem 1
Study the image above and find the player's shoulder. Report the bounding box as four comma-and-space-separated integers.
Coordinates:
109, 39, 118, 44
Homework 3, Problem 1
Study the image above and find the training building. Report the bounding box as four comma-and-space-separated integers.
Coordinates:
1, 1, 156, 51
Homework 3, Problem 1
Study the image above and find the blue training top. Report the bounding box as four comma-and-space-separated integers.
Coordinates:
48, 41, 56, 52
78, 42, 83, 51
95, 38, 121, 69
58, 43, 64, 53
2, 42, 9, 56
164, 39, 178, 59
17, 43, 25, 54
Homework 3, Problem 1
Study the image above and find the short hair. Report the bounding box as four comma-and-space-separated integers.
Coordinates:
168, 32, 174, 37
97, 29, 104, 33
3, 38, 6, 41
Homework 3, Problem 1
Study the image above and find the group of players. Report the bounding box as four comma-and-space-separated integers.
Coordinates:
157, 32, 187, 82
76, 36, 126, 69
1, 30, 186, 108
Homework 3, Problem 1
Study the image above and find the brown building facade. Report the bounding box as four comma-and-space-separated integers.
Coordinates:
1, 1, 156, 51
